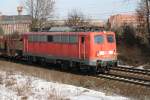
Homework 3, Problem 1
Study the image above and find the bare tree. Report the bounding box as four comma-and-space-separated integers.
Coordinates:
134, 0, 150, 44
136, 0, 150, 33
24, 0, 55, 31
145, 0, 150, 33
65, 9, 91, 27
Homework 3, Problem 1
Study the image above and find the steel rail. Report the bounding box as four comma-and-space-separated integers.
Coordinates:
96, 73, 150, 87
110, 66, 150, 76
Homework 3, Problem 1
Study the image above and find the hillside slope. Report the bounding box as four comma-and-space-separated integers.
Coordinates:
117, 44, 150, 69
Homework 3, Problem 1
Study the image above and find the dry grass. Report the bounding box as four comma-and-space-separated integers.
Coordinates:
21, 96, 28, 100
5, 78, 17, 87
15, 81, 32, 96
3, 72, 17, 87
48, 92, 69, 100
0, 70, 70, 100
2, 71, 32, 97
118, 45, 150, 67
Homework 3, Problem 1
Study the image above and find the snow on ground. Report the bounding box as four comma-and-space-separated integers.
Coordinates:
135, 65, 145, 70
0, 70, 128, 100
118, 64, 134, 68
119, 64, 150, 70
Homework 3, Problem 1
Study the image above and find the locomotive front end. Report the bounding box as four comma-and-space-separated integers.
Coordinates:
90, 32, 117, 73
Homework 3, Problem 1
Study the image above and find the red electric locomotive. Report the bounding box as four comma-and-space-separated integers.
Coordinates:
22, 27, 117, 73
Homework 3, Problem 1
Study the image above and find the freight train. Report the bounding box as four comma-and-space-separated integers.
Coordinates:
0, 27, 117, 73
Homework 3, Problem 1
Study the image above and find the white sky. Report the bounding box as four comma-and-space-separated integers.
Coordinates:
0, 0, 139, 20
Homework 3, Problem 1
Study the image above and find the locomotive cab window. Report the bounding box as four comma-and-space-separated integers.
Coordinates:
94, 35, 104, 44
107, 34, 114, 43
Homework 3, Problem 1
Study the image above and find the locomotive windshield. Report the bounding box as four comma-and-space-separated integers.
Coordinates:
94, 35, 104, 44
107, 34, 114, 43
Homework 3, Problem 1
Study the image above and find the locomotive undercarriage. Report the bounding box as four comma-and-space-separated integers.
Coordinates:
21, 55, 114, 74
95, 60, 117, 73
0, 49, 117, 74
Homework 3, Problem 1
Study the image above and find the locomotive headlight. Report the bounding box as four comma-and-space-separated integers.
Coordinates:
97, 51, 105, 56
100, 51, 105, 55
109, 51, 113, 55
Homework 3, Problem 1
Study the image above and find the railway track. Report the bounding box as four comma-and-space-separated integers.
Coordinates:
1, 56, 150, 87
94, 66, 150, 87
110, 66, 150, 76
97, 73, 150, 87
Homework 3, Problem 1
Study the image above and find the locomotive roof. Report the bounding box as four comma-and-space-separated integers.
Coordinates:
24, 26, 115, 35
48, 26, 103, 32
24, 32, 90, 35
24, 31, 115, 36
31, 26, 104, 32
49, 27, 73, 32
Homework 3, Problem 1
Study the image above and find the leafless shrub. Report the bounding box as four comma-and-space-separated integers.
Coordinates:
5, 78, 17, 87
10, 31, 21, 39
3, 71, 17, 87
21, 96, 28, 100
0, 26, 4, 36
136, 0, 150, 44
46, 86, 70, 100
2, 71, 32, 96
16, 78, 32, 96
48, 92, 69, 100
0, 73, 4, 85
